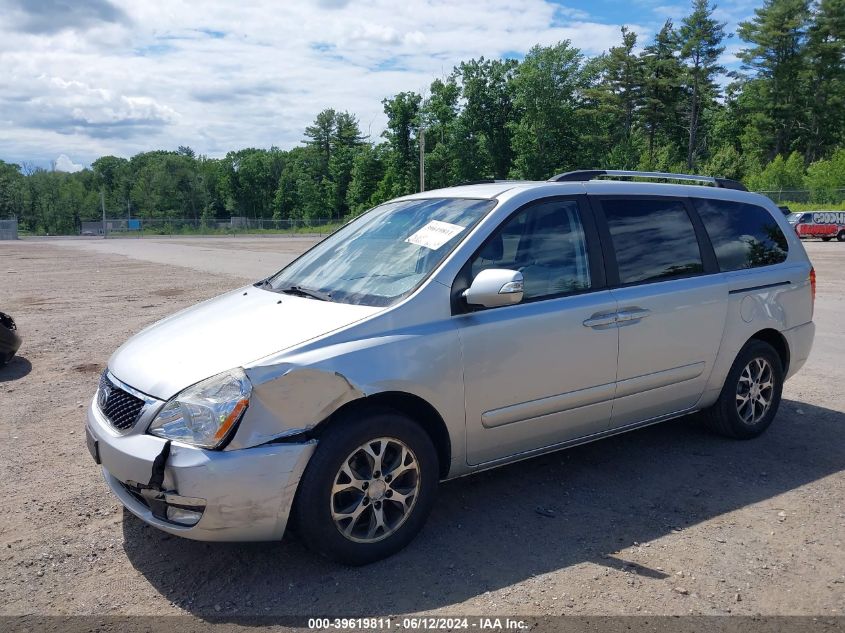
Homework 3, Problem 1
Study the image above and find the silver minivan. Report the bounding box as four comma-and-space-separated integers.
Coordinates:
85, 170, 815, 564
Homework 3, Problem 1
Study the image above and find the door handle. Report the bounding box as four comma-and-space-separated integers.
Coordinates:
583, 313, 618, 328
616, 307, 651, 323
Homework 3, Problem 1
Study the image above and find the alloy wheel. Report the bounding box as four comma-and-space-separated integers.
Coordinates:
736, 357, 774, 425
330, 437, 421, 543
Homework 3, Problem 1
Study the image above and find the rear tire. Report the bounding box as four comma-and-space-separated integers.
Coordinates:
837, 230, 845, 242
701, 340, 783, 439
294, 407, 439, 565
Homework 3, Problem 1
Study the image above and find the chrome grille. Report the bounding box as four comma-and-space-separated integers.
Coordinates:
98, 372, 145, 432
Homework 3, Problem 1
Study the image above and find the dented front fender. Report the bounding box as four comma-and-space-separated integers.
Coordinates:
228, 366, 366, 449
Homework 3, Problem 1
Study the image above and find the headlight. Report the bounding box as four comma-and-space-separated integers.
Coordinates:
148, 368, 251, 449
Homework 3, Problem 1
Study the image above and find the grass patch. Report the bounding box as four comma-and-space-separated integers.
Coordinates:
779, 201, 845, 212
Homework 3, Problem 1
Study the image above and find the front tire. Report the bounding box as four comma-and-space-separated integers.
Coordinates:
294, 408, 439, 565
822, 236, 833, 242
701, 340, 784, 439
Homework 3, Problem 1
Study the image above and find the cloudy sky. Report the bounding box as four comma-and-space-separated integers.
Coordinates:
0, 0, 759, 171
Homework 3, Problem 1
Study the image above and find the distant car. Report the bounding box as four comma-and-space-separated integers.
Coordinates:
787, 211, 845, 241
0, 312, 22, 366
81, 230, 95, 236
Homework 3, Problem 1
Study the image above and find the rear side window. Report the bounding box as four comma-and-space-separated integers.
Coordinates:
601, 198, 704, 284
694, 199, 788, 271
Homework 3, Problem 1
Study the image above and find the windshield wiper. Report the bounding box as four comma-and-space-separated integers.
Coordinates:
277, 285, 333, 302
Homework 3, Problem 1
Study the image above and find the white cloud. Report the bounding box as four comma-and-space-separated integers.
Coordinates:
54, 153, 84, 172
0, 0, 725, 166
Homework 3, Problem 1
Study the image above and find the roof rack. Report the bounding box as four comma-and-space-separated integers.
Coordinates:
452, 179, 498, 186
450, 179, 523, 187
547, 169, 747, 191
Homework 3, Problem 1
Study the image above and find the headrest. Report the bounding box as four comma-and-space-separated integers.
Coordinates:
479, 231, 503, 260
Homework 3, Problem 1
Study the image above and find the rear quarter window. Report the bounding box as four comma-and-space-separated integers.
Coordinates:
694, 199, 788, 272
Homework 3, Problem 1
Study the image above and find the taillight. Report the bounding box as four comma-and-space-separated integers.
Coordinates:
810, 266, 816, 316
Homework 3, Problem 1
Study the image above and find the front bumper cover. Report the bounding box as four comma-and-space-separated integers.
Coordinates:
86, 400, 316, 541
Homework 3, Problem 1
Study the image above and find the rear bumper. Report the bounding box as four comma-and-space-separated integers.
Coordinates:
783, 320, 815, 380
86, 400, 316, 541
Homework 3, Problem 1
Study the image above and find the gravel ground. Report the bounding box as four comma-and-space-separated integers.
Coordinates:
0, 237, 843, 619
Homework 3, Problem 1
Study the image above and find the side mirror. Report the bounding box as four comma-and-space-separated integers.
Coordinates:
463, 269, 524, 308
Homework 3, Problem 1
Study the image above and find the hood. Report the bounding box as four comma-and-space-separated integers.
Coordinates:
109, 286, 379, 399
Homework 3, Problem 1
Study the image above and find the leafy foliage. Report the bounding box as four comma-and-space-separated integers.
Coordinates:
2, 0, 844, 235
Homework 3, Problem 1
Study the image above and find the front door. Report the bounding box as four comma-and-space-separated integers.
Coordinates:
456, 197, 620, 466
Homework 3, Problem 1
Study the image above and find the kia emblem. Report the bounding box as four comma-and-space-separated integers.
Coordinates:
98, 383, 111, 409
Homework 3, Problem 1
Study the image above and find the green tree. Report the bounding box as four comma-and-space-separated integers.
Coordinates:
679, 0, 728, 168
273, 146, 325, 221
455, 57, 519, 178
639, 20, 685, 163
420, 77, 462, 189
333, 111, 365, 149
380, 91, 422, 195
746, 150, 806, 191
805, 148, 845, 202
606, 28, 642, 142
345, 144, 386, 215
510, 41, 584, 179
738, 0, 811, 159
702, 144, 745, 179
589, 27, 643, 168
0, 160, 25, 219
304, 108, 336, 173
328, 111, 364, 217
804, 0, 845, 161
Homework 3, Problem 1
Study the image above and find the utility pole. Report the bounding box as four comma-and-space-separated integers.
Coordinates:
101, 190, 107, 238
419, 126, 425, 192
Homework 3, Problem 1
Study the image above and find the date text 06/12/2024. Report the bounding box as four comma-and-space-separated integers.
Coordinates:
307, 617, 529, 630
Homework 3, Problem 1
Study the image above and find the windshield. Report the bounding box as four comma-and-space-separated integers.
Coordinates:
787, 213, 803, 223
267, 197, 495, 306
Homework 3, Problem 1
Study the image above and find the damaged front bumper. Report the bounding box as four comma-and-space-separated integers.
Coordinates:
86, 400, 316, 541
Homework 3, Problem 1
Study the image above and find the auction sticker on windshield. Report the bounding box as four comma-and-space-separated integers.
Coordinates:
405, 220, 465, 250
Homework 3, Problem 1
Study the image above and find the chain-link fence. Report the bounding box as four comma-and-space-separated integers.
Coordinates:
34, 187, 845, 238
79, 216, 343, 238
0, 216, 18, 240
756, 189, 845, 204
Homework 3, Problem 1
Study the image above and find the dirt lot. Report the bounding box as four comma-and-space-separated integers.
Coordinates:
0, 236, 843, 619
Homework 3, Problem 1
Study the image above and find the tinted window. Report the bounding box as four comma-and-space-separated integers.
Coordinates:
470, 200, 591, 301
601, 199, 703, 284
694, 199, 788, 271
